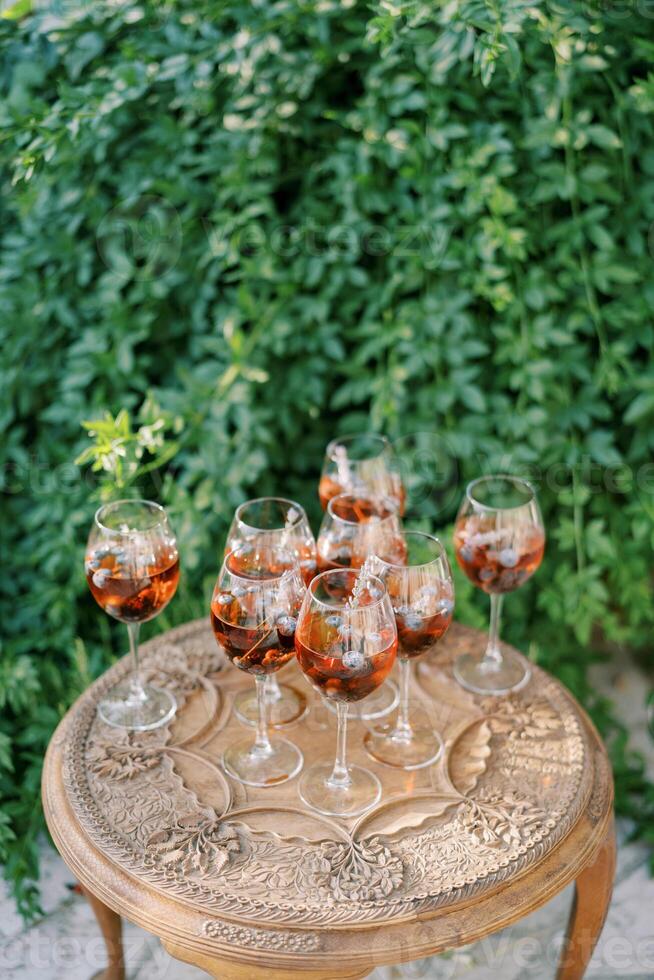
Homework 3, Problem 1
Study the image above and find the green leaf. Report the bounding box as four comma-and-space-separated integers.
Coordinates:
624, 392, 654, 424
586, 124, 622, 149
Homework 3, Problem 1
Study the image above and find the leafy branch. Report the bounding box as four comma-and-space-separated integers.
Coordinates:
75, 397, 183, 500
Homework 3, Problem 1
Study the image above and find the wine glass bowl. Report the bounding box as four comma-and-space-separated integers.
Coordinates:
210, 547, 303, 676
210, 545, 305, 787
316, 492, 406, 573
85, 499, 179, 731
377, 533, 454, 654
295, 571, 397, 703
226, 497, 317, 586
364, 531, 453, 770
319, 433, 405, 514
294, 568, 398, 817
315, 492, 404, 719
452, 476, 545, 695
86, 501, 179, 623
224, 497, 315, 727
454, 478, 544, 594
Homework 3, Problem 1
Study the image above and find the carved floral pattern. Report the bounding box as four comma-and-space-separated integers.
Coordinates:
303, 837, 404, 902
202, 920, 322, 952
481, 695, 563, 738
59, 619, 599, 929
90, 760, 197, 846
142, 643, 223, 696
146, 812, 241, 878
458, 793, 548, 849
87, 731, 163, 781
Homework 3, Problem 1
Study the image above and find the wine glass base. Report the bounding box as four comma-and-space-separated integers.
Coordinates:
97, 682, 177, 731
298, 763, 381, 817
453, 649, 531, 695
363, 724, 444, 770
223, 735, 303, 787
233, 683, 308, 728
325, 679, 399, 722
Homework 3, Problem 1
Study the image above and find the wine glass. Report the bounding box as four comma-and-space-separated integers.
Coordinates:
226, 497, 317, 585
316, 492, 406, 572
364, 531, 454, 769
316, 492, 405, 719
210, 544, 305, 786
225, 497, 317, 728
452, 475, 545, 695
85, 499, 179, 730
295, 568, 398, 816
319, 433, 405, 514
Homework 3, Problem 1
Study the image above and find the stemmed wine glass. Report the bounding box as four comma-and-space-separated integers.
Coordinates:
364, 531, 454, 769
295, 568, 398, 816
225, 497, 317, 727
316, 492, 405, 719
319, 434, 405, 514
316, 492, 406, 572
210, 544, 305, 786
453, 475, 545, 695
85, 499, 180, 730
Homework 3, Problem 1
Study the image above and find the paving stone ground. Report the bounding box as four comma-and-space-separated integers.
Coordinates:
1, 657, 652, 980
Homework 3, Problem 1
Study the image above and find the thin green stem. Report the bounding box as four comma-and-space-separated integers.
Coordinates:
557, 55, 608, 356
572, 463, 586, 573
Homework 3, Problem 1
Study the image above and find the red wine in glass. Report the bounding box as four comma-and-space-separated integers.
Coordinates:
294, 567, 398, 817
85, 499, 179, 731
319, 433, 405, 514
364, 531, 454, 770
452, 475, 545, 695
210, 546, 305, 787
316, 492, 407, 573
86, 548, 179, 623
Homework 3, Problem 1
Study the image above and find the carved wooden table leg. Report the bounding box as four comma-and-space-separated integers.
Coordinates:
80, 885, 126, 980
556, 818, 617, 980
162, 941, 371, 980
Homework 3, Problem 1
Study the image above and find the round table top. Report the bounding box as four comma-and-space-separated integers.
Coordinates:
43, 619, 613, 975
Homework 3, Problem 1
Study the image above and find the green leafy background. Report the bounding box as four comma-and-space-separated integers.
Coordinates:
1, 0, 654, 915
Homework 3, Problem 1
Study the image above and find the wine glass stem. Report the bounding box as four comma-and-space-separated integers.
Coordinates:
328, 702, 351, 789
484, 593, 504, 666
265, 674, 282, 702
395, 657, 413, 739
127, 622, 146, 702
254, 675, 273, 754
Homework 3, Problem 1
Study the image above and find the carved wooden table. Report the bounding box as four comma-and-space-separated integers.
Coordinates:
42, 619, 615, 980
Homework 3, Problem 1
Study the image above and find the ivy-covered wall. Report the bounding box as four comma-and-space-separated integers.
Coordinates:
1, 0, 654, 913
